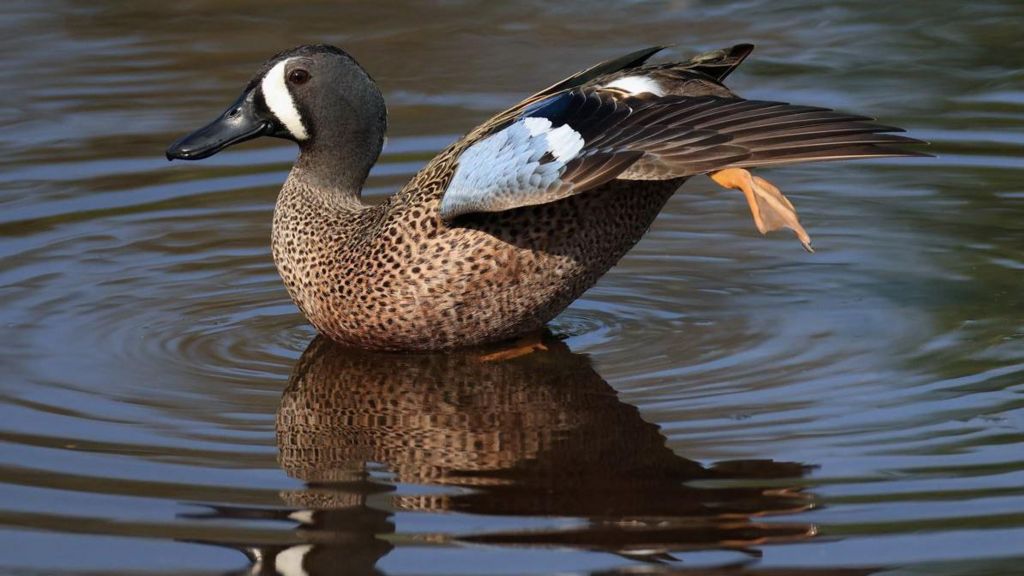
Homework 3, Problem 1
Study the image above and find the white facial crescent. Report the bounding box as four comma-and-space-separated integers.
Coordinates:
261, 58, 309, 141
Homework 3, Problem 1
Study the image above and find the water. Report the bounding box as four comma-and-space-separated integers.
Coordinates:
1, 1, 1022, 574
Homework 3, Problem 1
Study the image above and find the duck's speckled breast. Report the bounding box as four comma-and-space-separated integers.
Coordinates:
272, 176, 682, 351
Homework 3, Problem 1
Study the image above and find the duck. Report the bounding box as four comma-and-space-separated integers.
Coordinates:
167, 43, 926, 351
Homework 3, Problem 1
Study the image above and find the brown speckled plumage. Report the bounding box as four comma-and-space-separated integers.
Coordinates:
273, 169, 678, 350
168, 43, 926, 351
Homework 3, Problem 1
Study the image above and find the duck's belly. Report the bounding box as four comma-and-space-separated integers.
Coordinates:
305, 179, 682, 351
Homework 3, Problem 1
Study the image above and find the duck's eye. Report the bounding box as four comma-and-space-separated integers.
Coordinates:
288, 69, 310, 85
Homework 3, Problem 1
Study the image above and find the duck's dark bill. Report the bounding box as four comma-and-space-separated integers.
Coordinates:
166, 90, 272, 161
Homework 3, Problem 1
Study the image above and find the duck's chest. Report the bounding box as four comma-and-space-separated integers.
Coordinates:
270, 188, 368, 323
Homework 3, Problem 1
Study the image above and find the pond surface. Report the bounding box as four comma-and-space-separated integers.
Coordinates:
1, 1, 1023, 574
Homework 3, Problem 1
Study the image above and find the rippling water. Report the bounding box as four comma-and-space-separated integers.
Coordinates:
2, 1, 1023, 574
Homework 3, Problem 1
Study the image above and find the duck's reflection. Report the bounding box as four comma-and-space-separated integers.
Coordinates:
198, 335, 818, 574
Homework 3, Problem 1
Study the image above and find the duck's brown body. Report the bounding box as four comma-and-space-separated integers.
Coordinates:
273, 161, 681, 351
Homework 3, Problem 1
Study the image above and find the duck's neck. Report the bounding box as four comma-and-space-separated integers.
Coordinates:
288, 128, 384, 209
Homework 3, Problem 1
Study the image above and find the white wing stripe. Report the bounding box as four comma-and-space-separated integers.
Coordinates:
604, 75, 664, 96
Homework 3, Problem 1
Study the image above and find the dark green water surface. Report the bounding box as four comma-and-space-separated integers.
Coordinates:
1, 1, 1022, 574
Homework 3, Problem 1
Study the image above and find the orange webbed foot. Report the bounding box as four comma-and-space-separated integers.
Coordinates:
709, 168, 813, 253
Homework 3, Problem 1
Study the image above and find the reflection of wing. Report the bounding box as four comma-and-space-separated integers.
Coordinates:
440, 88, 926, 220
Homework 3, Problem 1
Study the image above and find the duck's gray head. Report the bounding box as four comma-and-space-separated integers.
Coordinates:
167, 45, 386, 181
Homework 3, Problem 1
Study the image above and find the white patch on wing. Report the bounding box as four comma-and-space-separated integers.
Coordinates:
522, 117, 585, 161
440, 117, 584, 219
522, 116, 550, 137
604, 75, 663, 96
274, 544, 312, 576
287, 509, 315, 524
261, 58, 309, 141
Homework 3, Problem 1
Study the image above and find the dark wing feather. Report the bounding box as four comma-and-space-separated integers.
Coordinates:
680, 43, 755, 82
533, 89, 926, 183
539, 46, 667, 96
482, 46, 666, 133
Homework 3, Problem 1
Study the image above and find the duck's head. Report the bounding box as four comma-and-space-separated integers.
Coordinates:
167, 45, 386, 187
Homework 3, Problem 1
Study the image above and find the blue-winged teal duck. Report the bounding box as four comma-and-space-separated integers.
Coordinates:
167, 44, 926, 351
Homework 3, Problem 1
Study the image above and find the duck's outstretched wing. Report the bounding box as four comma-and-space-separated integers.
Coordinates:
439, 85, 927, 220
